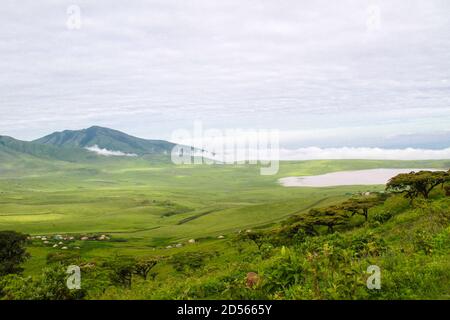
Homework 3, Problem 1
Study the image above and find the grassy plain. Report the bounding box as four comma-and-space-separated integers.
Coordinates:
0, 157, 448, 279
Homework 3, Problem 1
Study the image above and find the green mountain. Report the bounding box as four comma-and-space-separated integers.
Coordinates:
33, 126, 175, 156
0, 135, 97, 162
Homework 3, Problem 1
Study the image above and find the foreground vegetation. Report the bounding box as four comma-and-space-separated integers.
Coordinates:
0, 161, 449, 299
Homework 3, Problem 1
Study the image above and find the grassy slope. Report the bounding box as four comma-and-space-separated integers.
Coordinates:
0, 158, 449, 292
96, 194, 450, 300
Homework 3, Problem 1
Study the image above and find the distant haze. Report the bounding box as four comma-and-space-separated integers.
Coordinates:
0, 0, 449, 153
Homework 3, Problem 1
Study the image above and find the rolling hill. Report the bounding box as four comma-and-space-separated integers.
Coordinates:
33, 126, 175, 156
0, 135, 97, 162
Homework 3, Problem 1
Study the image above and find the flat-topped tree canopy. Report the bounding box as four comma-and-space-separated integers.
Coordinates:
386, 170, 450, 200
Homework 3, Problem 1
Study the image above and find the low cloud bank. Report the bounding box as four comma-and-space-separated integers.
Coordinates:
279, 147, 450, 160
85, 145, 138, 157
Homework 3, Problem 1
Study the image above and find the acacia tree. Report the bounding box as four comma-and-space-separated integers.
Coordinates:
341, 195, 384, 222
0, 231, 30, 276
236, 230, 266, 251
386, 170, 449, 201
134, 257, 161, 280
308, 206, 350, 233
281, 215, 318, 237
281, 206, 349, 236
170, 251, 216, 272
104, 257, 136, 288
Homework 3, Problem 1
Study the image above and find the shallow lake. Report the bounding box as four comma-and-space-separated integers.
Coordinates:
278, 168, 443, 187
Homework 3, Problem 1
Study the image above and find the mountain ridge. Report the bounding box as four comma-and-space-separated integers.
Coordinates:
33, 126, 175, 156
0, 134, 97, 162
0, 126, 179, 163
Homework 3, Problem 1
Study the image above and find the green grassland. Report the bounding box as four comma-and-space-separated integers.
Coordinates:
1, 159, 448, 240
0, 157, 449, 299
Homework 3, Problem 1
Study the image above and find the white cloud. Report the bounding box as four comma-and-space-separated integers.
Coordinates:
85, 145, 137, 157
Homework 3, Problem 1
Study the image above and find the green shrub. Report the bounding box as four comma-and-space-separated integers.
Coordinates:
372, 210, 393, 223
170, 251, 217, 273
261, 250, 304, 296
433, 227, 450, 251
46, 251, 81, 266
382, 195, 410, 215
0, 231, 30, 276
103, 256, 136, 288
413, 230, 434, 255
0, 265, 85, 300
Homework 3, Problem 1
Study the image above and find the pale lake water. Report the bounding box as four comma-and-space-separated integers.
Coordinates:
278, 168, 444, 187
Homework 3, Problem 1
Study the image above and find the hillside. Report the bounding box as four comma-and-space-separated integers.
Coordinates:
96, 189, 450, 300
1, 170, 448, 300
0, 159, 448, 299
0, 135, 97, 162
33, 126, 175, 156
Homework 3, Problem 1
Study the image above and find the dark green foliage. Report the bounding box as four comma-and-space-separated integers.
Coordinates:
235, 230, 267, 250
413, 230, 434, 255
349, 233, 387, 258
0, 265, 85, 300
341, 194, 384, 221
261, 251, 304, 294
382, 195, 410, 214
134, 257, 161, 280
372, 210, 393, 223
305, 206, 350, 233
245, 234, 374, 299
104, 257, 136, 288
279, 217, 316, 240
46, 251, 81, 266
170, 251, 217, 272
0, 231, 30, 276
386, 170, 449, 201
281, 206, 349, 237
444, 184, 450, 196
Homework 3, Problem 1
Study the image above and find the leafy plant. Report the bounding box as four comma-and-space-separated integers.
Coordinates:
413, 230, 434, 255
170, 251, 217, 273
386, 170, 449, 201
103, 256, 136, 288
0, 231, 30, 276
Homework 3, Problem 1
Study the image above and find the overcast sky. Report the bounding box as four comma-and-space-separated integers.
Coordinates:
1, 0, 449, 149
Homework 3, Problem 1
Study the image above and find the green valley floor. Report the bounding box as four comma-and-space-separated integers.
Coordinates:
0, 159, 449, 299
